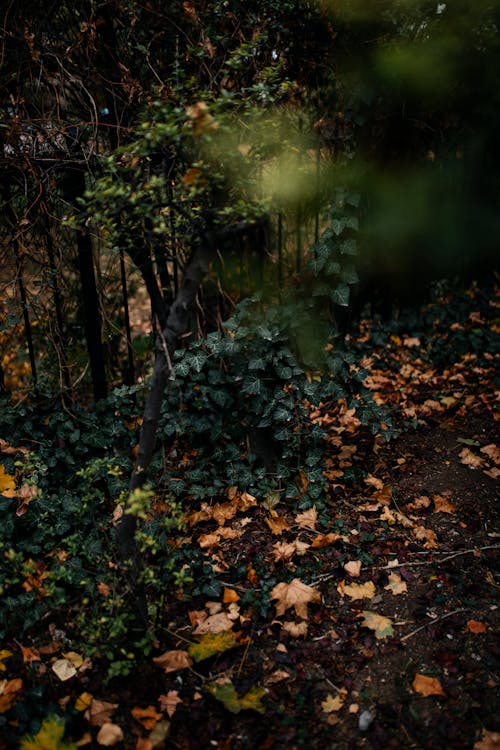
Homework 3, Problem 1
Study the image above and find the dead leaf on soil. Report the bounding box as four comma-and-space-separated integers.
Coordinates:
158, 690, 182, 717
282, 621, 308, 637
0, 678, 23, 713
413, 526, 439, 549
480, 443, 500, 464
473, 729, 500, 750
222, 587, 240, 603
459, 447, 485, 468
337, 580, 376, 600
266, 515, 291, 535
131, 705, 163, 730
52, 658, 77, 681
270, 579, 321, 619
384, 572, 408, 596
412, 673, 445, 696
295, 506, 317, 529
205, 677, 267, 714
467, 620, 487, 634
311, 532, 341, 548
193, 611, 236, 634
152, 650, 192, 673
85, 698, 119, 726
433, 493, 456, 514
189, 631, 247, 661
266, 670, 290, 684
321, 689, 347, 713
359, 611, 394, 639
96, 722, 124, 746
343, 560, 362, 577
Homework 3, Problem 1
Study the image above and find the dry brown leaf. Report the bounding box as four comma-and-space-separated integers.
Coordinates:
480, 443, 500, 464
384, 572, 407, 596
212, 501, 238, 526
364, 474, 384, 490
282, 621, 308, 637
272, 542, 298, 562
158, 690, 182, 717
135, 738, 153, 750
222, 587, 240, 603
217, 527, 241, 541
131, 705, 163, 730
337, 580, 376, 600
0, 678, 23, 714
412, 673, 445, 696
372, 485, 393, 506
473, 729, 500, 750
311, 532, 341, 548
266, 515, 291, 535
96, 722, 124, 746
407, 495, 432, 511
467, 620, 487, 634
343, 560, 362, 577
193, 612, 235, 634
85, 698, 119, 727
270, 579, 320, 619
20, 645, 40, 663
152, 650, 192, 673
198, 533, 220, 549
295, 506, 318, 530
433, 493, 456, 514
413, 526, 439, 549
484, 467, 500, 479
459, 448, 485, 468
239, 491, 257, 510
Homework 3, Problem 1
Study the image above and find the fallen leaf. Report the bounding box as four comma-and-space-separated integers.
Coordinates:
321, 689, 347, 713
384, 572, 407, 596
153, 650, 192, 673
158, 690, 182, 717
467, 620, 487, 634
337, 580, 376, 600
52, 659, 77, 681
84, 699, 118, 727
188, 631, 246, 661
62, 651, 83, 669
295, 506, 317, 530
266, 515, 291, 535
20, 646, 40, 663
131, 705, 163, 730
205, 678, 266, 714
343, 560, 362, 577
282, 621, 308, 637
19, 714, 75, 750
413, 526, 439, 549
75, 692, 93, 711
0, 650, 12, 671
311, 532, 341, 548
0, 465, 15, 495
433, 493, 456, 514
149, 719, 171, 748
473, 729, 500, 750
359, 611, 394, 639
192, 612, 235, 634
270, 579, 321, 619
412, 673, 445, 696
0, 678, 23, 713
135, 738, 153, 750
96, 723, 124, 746
480, 444, 500, 464
459, 448, 484, 468
239, 491, 257, 510
364, 474, 384, 490
222, 587, 240, 603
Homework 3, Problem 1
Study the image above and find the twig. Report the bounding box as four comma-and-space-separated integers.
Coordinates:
376, 545, 500, 570
400, 608, 467, 643
236, 635, 252, 680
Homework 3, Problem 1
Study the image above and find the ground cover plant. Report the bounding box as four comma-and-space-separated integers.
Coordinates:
0, 279, 498, 749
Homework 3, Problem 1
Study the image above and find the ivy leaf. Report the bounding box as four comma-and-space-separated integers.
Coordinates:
331, 283, 350, 307
205, 678, 267, 713
20, 715, 76, 750
188, 631, 248, 662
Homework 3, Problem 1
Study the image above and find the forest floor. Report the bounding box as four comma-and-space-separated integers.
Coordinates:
1, 284, 499, 750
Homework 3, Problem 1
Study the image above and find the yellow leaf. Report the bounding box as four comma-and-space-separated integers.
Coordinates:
222, 587, 240, 603
20, 714, 76, 750
359, 611, 394, 639
270, 578, 320, 619
75, 692, 93, 711
321, 690, 347, 713
0, 649, 12, 671
337, 580, 376, 600
412, 673, 445, 696
0, 464, 15, 495
188, 631, 246, 661
205, 678, 266, 714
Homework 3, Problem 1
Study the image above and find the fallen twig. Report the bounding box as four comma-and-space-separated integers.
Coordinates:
400, 608, 467, 643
